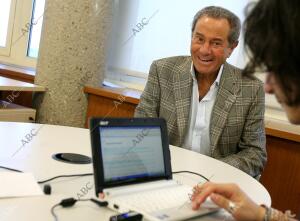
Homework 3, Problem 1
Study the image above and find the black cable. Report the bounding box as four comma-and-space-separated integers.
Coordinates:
37, 173, 93, 184
0, 166, 23, 173
50, 198, 108, 221
51, 203, 60, 221
0, 165, 93, 184
1, 166, 208, 183
172, 170, 209, 181
49, 171, 208, 220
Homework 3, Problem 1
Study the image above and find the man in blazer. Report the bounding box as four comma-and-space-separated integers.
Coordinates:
135, 6, 266, 177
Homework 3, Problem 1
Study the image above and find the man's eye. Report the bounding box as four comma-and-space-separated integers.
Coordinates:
197, 38, 204, 43
212, 41, 222, 46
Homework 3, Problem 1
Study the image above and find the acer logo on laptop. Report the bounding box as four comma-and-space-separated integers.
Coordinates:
99, 121, 109, 125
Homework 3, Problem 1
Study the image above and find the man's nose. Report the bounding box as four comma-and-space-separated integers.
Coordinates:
199, 42, 211, 55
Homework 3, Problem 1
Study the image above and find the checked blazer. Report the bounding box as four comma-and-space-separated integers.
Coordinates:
134, 56, 267, 177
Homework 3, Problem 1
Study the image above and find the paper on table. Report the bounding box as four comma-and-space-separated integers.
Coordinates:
0, 172, 43, 198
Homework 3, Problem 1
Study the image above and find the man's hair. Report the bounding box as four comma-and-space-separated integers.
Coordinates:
191, 6, 241, 46
243, 0, 300, 106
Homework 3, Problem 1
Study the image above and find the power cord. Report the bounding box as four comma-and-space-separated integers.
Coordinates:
51, 198, 108, 221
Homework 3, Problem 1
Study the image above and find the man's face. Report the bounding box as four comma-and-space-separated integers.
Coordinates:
265, 73, 300, 124
190, 16, 237, 76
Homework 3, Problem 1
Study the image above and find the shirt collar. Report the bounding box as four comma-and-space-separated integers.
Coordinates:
190, 62, 223, 87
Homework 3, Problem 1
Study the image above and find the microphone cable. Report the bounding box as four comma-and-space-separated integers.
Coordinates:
51, 198, 108, 221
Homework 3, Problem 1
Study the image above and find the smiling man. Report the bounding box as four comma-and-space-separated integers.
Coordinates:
135, 6, 267, 177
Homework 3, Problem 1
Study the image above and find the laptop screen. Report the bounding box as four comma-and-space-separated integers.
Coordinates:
90, 118, 172, 194
99, 126, 165, 182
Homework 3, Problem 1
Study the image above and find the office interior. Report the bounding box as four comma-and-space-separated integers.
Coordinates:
0, 0, 299, 219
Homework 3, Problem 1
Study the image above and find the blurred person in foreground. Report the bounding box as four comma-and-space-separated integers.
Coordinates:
191, 0, 300, 220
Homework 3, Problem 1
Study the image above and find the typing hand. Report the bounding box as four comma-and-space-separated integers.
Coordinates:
191, 182, 265, 221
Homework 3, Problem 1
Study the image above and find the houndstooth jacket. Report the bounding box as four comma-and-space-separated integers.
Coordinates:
134, 56, 267, 177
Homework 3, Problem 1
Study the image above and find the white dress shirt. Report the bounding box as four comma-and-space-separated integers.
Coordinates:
183, 64, 223, 155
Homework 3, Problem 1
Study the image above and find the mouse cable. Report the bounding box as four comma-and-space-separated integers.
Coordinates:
51, 197, 108, 221
172, 170, 209, 181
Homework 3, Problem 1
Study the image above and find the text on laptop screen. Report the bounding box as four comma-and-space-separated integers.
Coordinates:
99, 126, 166, 182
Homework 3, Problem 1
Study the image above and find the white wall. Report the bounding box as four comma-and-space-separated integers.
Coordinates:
106, 0, 250, 77
105, 0, 294, 127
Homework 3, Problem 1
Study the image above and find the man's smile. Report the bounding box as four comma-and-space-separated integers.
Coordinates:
196, 56, 214, 64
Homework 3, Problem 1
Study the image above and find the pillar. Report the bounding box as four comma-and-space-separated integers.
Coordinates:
34, 0, 112, 127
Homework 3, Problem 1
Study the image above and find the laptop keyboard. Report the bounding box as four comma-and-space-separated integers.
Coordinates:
113, 185, 192, 213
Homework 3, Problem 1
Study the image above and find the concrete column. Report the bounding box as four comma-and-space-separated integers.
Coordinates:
34, 0, 112, 127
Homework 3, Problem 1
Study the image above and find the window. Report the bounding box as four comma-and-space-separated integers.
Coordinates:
27, 0, 45, 58
0, 0, 45, 68
105, 0, 285, 120
0, 0, 12, 47
105, 0, 250, 89
0, 0, 16, 56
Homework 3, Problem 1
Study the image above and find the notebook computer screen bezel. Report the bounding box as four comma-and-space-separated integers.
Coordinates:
89, 117, 172, 195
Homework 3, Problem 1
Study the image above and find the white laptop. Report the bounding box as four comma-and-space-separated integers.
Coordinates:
90, 118, 219, 221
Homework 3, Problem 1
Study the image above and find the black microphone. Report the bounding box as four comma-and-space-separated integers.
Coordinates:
43, 184, 52, 195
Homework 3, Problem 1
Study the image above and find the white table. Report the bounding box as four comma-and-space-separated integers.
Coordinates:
0, 76, 45, 92
0, 76, 46, 122
0, 122, 271, 221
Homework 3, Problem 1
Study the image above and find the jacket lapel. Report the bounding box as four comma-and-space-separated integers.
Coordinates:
172, 57, 193, 147
210, 63, 240, 155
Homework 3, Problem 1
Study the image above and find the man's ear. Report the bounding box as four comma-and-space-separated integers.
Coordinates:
225, 41, 239, 58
